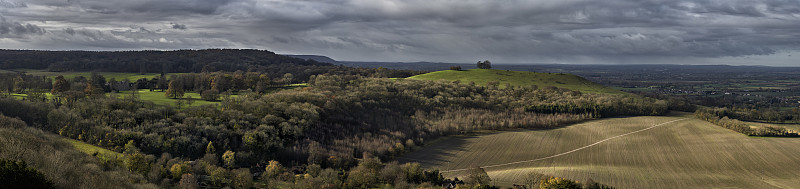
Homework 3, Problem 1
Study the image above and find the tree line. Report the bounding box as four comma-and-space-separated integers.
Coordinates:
695, 108, 799, 137
0, 49, 328, 73
635, 92, 799, 123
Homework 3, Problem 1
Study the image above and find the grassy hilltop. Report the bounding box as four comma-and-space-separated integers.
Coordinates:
408, 69, 623, 94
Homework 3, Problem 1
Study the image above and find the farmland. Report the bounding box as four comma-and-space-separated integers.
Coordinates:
401, 115, 800, 188
408, 69, 623, 94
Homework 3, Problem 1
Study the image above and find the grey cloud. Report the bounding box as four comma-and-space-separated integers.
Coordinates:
172, 23, 187, 30
35, 27, 237, 50
0, 16, 45, 37
64, 28, 75, 35
1, 0, 800, 65
0, 0, 26, 8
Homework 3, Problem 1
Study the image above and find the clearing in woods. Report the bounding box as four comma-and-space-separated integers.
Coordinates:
400, 115, 800, 188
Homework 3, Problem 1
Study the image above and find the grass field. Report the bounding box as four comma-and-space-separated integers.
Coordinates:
407, 69, 623, 94
8, 92, 55, 100
5, 69, 180, 81
62, 138, 122, 160
400, 115, 800, 188
10, 89, 226, 107
115, 89, 223, 107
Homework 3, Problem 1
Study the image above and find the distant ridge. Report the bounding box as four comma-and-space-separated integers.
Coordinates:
284, 55, 338, 63
0, 49, 332, 72
408, 69, 623, 94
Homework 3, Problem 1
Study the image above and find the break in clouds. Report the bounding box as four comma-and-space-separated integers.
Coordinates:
1, 0, 799, 65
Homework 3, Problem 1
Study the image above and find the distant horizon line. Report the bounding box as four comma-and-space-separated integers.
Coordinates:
2, 48, 797, 68
338, 61, 800, 68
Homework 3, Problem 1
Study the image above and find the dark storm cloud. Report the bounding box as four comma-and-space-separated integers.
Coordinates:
1, 0, 799, 65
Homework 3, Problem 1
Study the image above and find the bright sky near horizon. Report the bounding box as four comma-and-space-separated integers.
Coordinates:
1, 0, 799, 66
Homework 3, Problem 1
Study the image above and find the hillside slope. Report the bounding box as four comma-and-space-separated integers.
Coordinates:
408, 69, 622, 94
400, 115, 800, 188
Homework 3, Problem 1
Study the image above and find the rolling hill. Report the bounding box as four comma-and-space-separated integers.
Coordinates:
400, 115, 800, 188
407, 69, 622, 94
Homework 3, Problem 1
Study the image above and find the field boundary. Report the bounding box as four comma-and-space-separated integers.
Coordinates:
441, 118, 689, 173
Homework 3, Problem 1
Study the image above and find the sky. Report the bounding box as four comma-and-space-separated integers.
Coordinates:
1, 0, 799, 66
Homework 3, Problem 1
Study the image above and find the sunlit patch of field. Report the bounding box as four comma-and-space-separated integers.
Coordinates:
401, 116, 800, 188
114, 89, 221, 107
6, 69, 184, 81
62, 138, 122, 160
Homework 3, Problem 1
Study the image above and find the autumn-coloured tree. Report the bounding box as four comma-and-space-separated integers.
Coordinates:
165, 80, 185, 99
170, 162, 191, 179
84, 80, 104, 97
263, 160, 285, 180
51, 75, 70, 95
222, 150, 236, 168
206, 141, 216, 154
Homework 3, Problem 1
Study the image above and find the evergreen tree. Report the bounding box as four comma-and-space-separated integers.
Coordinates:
0, 159, 56, 189
157, 74, 168, 91
477, 60, 492, 69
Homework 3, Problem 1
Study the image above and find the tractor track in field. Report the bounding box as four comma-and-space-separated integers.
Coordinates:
440, 118, 689, 173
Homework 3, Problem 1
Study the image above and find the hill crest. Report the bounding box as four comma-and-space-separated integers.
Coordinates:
408, 69, 622, 94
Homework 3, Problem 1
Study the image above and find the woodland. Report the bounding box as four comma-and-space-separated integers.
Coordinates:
0, 49, 665, 188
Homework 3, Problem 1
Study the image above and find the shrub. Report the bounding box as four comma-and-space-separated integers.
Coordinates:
539, 177, 581, 189
201, 89, 220, 101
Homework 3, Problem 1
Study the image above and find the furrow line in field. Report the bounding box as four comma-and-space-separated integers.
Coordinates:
441, 118, 689, 173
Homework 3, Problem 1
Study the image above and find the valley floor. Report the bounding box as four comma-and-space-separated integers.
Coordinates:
401, 115, 800, 188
